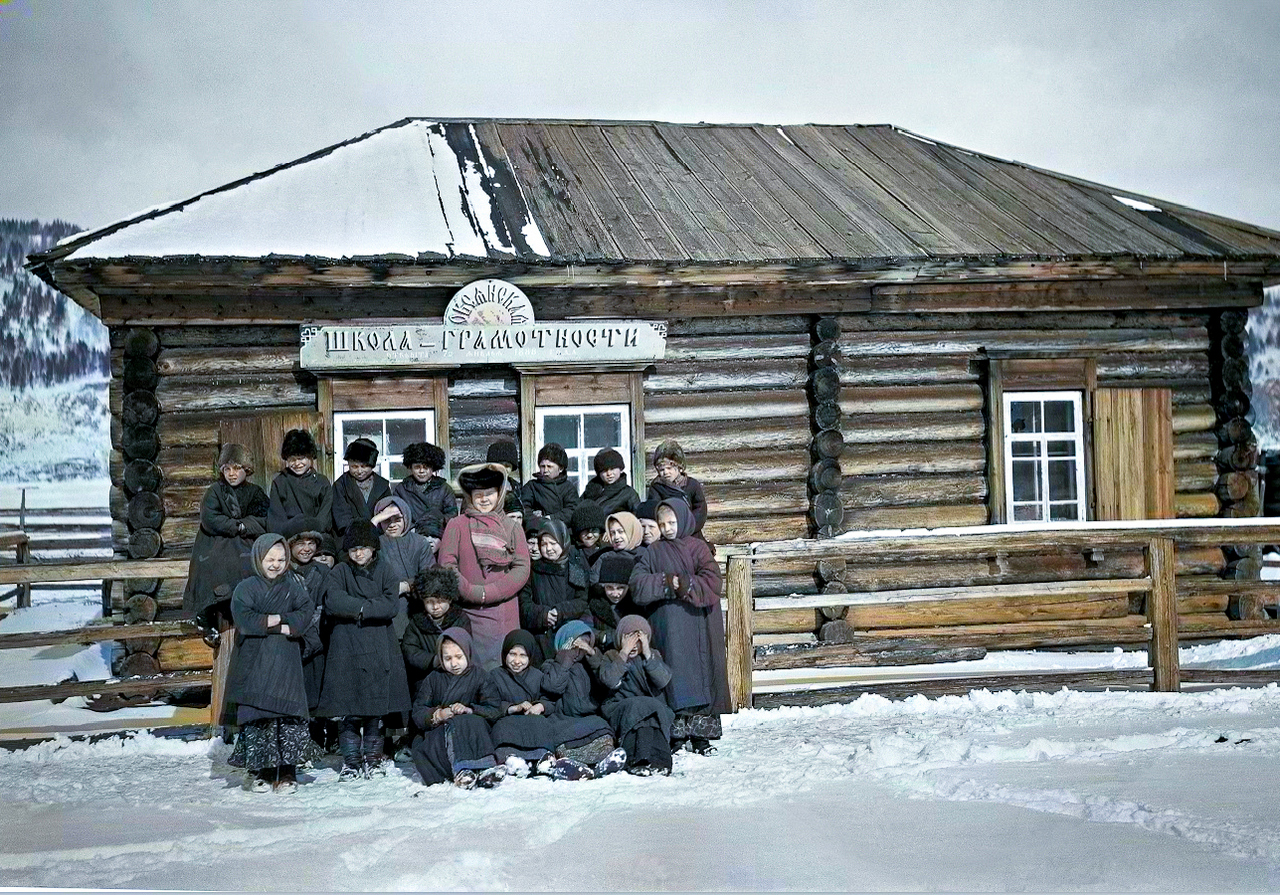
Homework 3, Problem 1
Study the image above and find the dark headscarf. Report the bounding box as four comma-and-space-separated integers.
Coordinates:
501, 629, 539, 669
251, 533, 289, 580
439, 626, 474, 665
658, 498, 696, 540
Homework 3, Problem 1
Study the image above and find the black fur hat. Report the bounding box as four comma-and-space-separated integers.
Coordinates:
538, 442, 569, 472
343, 437, 379, 466
593, 448, 625, 476
280, 429, 318, 460
458, 464, 507, 494
403, 441, 445, 471
597, 551, 636, 585
280, 515, 325, 542
342, 520, 380, 553
409, 566, 461, 606
317, 533, 338, 559
217, 443, 253, 474
635, 499, 661, 521
486, 439, 520, 469
570, 500, 607, 535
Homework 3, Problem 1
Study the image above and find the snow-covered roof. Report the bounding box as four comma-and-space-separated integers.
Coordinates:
37, 117, 1280, 267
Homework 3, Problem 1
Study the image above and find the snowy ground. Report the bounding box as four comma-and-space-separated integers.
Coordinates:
3, 685, 1280, 890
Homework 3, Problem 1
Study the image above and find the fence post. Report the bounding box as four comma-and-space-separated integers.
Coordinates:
725, 554, 754, 712
210, 626, 236, 733
1145, 536, 1180, 692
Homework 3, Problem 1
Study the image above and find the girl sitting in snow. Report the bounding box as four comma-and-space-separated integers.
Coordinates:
487, 629, 558, 777
225, 533, 318, 793
539, 620, 625, 779
409, 628, 506, 789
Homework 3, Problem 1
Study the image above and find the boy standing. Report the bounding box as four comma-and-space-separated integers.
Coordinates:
393, 441, 457, 543
331, 437, 391, 536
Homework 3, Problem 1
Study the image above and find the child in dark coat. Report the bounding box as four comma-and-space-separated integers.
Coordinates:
267, 429, 332, 536
630, 499, 729, 755
409, 628, 506, 789
279, 516, 329, 718
595, 615, 675, 776
184, 444, 269, 637
586, 551, 640, 651
520, 519, 591, 664
521, 442, 580, 526
393, 441, 457, 542
316, 521, 411, 779
590, 511, 645, 585
635, 500, 662, 548
570, 500, 610, 565
539, 620, 618, 777
488, 629, 558, 776
647, 440, 708, 542
401, 567, 473, 698
371, 495, 435, 639
331, 437, 392, 536
581, 448, 641, 517
225, 533, 318, 793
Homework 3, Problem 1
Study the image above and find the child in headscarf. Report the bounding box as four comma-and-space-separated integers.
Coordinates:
539, 620, 624, 779
409, 628, 506, 789
646, 440, 708, 542
520, 518, 590, 664
594, 615, 675, 776
630, 499, 728, 756
225, 533, 318, 793
488, 629, 557, 777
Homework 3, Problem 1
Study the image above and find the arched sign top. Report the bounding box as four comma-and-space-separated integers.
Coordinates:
445, 279, 535, 326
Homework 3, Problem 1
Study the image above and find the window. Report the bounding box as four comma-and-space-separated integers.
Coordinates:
535, 404, 631, 493
1003, 391, 1087, 522
334, 410, 437, 482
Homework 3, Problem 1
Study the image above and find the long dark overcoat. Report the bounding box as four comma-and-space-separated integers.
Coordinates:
540, 648, 613, 748
225, 567, 314, 718
315, 555, 411, 722
331, 471, 392, 535
581, 474, 641, 516
183, 480, 268, 618
392, 474, 458, 539
267, 468, 333, 535
595, 647, 676, 739
521, 472, 580, 525
629, 499, 730, 715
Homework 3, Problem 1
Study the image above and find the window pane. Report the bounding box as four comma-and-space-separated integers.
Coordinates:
1049, 503, 1079, 521
1009, 401, 1042, 434
1011, 441, 1039, 458
1013, 503, 1043, 521
544, 416, 578, 449
1043, 401, 1075, 433
1046, 439, 1076, 458
567, 456, 580, 478
389, 461, 410, 481
1048, 460, 1077, 500
343, 419, 382, 451
583, 413, 621, 449
1011, 460, 1041, 502
386, 418, 427, 455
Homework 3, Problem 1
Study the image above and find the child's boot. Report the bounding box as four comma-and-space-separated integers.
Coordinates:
476, 765, 506, 789
453, 769, 477, 789
550, 757, 595, 781
594, 747, 627, 777
243, 770, 272, 793
338, 726, 363, 780
362, 725, 387, 778
273, 765, 298, 794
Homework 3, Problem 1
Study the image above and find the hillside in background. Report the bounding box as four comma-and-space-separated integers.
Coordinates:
0, 219, 107, 388
1247, 286, 1280, 451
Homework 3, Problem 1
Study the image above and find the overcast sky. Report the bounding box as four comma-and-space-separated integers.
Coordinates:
2, 0, 1278, 235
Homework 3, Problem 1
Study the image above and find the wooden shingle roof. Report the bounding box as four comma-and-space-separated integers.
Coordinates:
35, 118, 1280, 269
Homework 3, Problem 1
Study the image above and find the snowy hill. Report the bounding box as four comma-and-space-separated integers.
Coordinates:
0, 220, 109, 483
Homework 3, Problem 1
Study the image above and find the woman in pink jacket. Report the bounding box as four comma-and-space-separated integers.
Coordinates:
436, 463, 531, 670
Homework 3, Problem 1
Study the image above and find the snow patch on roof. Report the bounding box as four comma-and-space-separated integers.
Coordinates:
66, 120, 549, 261
1112, 194, 1163, 213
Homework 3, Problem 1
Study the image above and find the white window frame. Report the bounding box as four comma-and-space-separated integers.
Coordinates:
1002, 391, 1087, 523
535, 403, 631, 493
334, 409, 437, 482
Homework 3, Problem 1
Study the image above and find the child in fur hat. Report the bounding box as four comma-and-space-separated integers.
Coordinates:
581, 448, 641, 517
267, 429, 332, 536
630, 499, 729, 756
409, 628, 506, 789
520, 517, 591, 664
586, 551, 639, 651
647, 440, 709, 542
520, 442, 580, 526
331, 437, 392, 536
183, 443, 270, 639
594, 615, 675, 776
401, 567, 472, 698
569, 500, 609, 564
539, 620, 619, 777
392, 441, 457, 542
316, 520, 411, 779
485, 439, 526, 520
437, 463, 531, 671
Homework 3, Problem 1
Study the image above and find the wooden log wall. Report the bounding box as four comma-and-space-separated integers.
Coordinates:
449, 369, 519, 469
643, 316, 812, 545
832, 311, 1220, 533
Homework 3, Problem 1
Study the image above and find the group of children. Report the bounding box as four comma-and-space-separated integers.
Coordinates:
185, 428, 727, 794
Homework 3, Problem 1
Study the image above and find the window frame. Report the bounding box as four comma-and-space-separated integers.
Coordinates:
333, 409, 438, 482
1002, 390, 1089, 523
534, 403, 632, 493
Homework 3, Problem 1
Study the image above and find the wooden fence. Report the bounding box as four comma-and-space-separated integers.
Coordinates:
725, 519, 1280, 710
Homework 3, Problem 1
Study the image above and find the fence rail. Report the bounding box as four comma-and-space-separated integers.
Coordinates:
725, 519, 1280, 711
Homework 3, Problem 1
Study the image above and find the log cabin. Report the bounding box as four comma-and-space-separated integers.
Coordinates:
25, 117, 1280, 685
